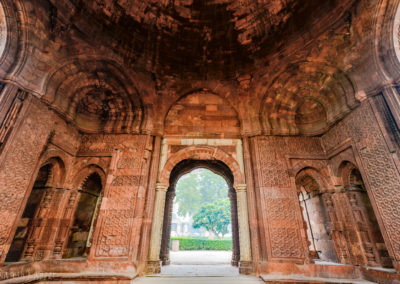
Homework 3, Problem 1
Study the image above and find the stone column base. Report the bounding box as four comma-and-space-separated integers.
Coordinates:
145, 260, 161, 275
239, 261, 253, 275
231, 260, 239, 267
161, 258, 170, 266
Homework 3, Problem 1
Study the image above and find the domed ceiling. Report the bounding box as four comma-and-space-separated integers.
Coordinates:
52, 0, 354, 80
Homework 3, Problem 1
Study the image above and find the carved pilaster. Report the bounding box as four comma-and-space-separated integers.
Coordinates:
146, 183, 168, 273
321, 191, 351, 264
52, 189, 78, 259
236, 184, 253, 274
21, 186, 55, 261
138, 136, 161, 270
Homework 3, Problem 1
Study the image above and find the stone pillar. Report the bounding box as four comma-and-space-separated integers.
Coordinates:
52, 188, 77, 259
242, 136, 261, 263
228, 190, 240, 266
138, 136, 162, 270
321, 191, 352, 265
21, 186, 56, 261
236, 184, 253, 274
146, 183, 168, 274
160, 190, 175, 265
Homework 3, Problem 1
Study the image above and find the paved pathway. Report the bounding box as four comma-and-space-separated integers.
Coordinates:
169, 250, 232, 265
133, 251, 264, 283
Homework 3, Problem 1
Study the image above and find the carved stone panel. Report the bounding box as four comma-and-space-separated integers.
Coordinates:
91, 134, 150, 259
323, 103, 400, 262
0, 99, 52, 262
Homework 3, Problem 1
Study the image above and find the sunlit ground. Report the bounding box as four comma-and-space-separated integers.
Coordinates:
170, 250, 232, 265
160, 251, 238, 277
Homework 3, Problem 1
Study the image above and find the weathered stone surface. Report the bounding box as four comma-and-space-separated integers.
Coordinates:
0, 0, 400, 282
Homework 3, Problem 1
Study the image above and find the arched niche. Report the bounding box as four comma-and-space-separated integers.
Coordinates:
164, 92, 240, 138
4, 156, 66, 263
295, 168, 338, 263
260, 62, 356, 135
43, 59, 144, 134
63, 172, 103, 259
5, 165, 51, 262
339, 161, 393, 268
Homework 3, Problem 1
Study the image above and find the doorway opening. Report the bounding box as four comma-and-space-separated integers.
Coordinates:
5, 164, 52, 263
341, 162, 393, 268
295, 169, 338, 263
159, 159, 240, 274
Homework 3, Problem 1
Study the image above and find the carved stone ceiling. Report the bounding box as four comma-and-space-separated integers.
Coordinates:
51, 0, 354, 80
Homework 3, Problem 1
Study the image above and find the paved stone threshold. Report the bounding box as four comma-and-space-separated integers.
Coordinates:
134, 275, 264, 283
260, 275, 376, 284
134, 274, 377, 284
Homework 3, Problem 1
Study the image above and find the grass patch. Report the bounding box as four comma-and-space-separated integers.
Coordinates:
170, 237, 232, 251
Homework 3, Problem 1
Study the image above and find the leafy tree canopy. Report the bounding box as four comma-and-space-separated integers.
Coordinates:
192, 199, 231, 239
175, 169, 228, 217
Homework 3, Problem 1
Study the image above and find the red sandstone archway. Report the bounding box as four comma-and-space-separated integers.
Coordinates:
147, 144, 252, 274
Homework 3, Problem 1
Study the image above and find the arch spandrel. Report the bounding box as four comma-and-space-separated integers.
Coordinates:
159, 146, 245, 189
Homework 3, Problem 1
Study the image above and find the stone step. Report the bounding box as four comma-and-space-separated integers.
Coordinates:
134, 276, 264, 283
260, 275, 376, 284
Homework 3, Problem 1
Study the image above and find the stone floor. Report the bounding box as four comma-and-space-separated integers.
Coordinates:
169, 250, 232, 265
160, 250, 239, 277
132, 251, 380, 283
133, 250, 259, 283
133, 276, 264, 283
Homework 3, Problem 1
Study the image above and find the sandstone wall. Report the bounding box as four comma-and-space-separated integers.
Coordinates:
322, 100, 400, 269
250, 135, 325, 264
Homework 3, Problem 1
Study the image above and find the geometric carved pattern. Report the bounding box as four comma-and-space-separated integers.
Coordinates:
96, 210, 132, 257
257, 138, 291, 187
94, 135, 148, 258
0, 100, 51, 261
323, 103, 400, 260
270, 227, 303, 258
111, 175, 141, 186
255, 136, 311, 260
117, 157, 142, 169
79, 134, 146, 155
267, 199, 298, 221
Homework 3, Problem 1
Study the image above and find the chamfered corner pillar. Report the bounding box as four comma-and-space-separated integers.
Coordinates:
146, 182, 168, 274
236, 184, 253, 274
160, 190, 175, 265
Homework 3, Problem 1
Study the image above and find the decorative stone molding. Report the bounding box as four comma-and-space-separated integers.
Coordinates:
147, 182, 168, 270
235, 183, 253, 273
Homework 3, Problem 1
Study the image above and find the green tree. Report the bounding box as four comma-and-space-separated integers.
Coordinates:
192, 199, 231, 239
175, 172, 202, 216
175, 169, 228, 217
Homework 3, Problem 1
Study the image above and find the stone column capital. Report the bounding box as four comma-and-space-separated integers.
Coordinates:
166, 191, 176, 198
155, 183, 168, 192
236, 184, 247, 192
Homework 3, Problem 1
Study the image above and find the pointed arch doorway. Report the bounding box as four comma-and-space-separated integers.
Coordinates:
146, 145, 253, 275
160, 160, 239, 267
